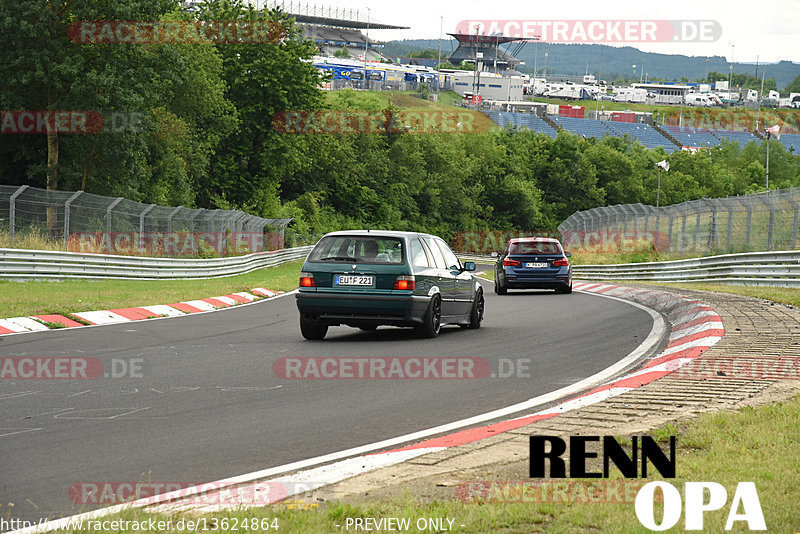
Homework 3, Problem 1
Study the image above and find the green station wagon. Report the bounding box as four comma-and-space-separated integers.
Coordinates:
295, 230, 484, 340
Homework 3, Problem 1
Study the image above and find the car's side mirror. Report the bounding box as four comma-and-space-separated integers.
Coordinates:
490, 251, 498, 258
565, 251, 572, 258
462, 261, 476, 271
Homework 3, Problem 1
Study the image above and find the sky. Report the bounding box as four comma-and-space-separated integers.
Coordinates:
260, 0, 800, 63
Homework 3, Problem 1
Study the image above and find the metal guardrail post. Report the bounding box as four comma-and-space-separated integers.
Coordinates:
8, 185, 29, 242
106, 197, 124, 238
694, 210, 702, 252
741, 199, 753, 250
188, 209, 204, 255
166, 206, 183, 235
788, 195, 799, 250
63, 190, 83, 249
138, 204, 156, 249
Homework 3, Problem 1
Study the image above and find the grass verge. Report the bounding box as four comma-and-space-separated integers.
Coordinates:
47, 394, 800, 533
0, 261, 302, 318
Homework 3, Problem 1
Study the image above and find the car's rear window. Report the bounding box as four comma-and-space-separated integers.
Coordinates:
308, 236, 404, 265
508, 241, 563, 255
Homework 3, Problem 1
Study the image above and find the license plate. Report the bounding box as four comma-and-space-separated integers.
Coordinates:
336, 275, 374, 286
525, 262, 548, 269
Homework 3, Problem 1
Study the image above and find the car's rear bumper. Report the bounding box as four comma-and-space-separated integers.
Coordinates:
296, 291, 431, 327
501, 272, 571, 289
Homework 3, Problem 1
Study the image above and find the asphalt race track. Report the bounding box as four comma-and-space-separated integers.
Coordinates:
0, 279, 654, 524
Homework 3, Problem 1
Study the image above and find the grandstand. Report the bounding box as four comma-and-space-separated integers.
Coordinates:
604, 122, 678, 152
712, 130, 760, 148
779, 134, 800, 153
666, 127, 761, 149
485, 112, 677, 150
552, 116, 615, 139
485, 111, 557, 137
264, 1, 408, 60
666, 127, 722, 148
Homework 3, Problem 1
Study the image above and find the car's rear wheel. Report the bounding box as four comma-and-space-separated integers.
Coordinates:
466, 289, 484, 329
300, 315, 328, 340
416, 295, 442, 338
494, 277, 507, 295
556, 281, 573, 294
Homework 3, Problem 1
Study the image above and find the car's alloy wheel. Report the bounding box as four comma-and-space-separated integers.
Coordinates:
300, 315, 328, 340
418, 295, 442, 338
466, 289, 484, 329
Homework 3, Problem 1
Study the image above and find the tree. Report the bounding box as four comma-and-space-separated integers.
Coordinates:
784, 73, 800, 93
333, 46, 350, 58
0, 0, 236, 210
198, 0, 325, 216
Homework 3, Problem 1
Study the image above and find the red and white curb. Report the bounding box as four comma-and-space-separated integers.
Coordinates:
10, 282, 724, 531
0, 288, 283, 336
161, 282, 725, 511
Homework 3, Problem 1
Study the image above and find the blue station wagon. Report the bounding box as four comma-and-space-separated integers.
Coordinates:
494, 237, 573, 294
295, 230, 485, 340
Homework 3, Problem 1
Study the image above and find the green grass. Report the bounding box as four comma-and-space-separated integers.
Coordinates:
0, 261, 302, 318
46, 394, 800, 533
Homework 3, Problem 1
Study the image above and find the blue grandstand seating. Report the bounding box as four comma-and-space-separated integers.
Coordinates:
712, 130, 759, 148
551, 116, 616, 139
602, 122, 677, 152
485, 111, 558, 138
483, 112, 771, 154
666, 126, 721, 148
778, 133, 800, 154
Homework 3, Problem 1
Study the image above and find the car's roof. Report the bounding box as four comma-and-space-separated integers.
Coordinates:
321, 230, 434, 239
508, 237, 561, 243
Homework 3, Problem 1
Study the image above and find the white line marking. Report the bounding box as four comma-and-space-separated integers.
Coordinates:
10, 287, 665, 533
0, 427, 42, 438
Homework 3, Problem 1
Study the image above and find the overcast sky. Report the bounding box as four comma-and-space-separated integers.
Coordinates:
263, 0, 800, 63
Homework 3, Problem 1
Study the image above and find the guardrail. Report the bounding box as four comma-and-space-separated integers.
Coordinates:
572, 250, 800, 287
0, 246, 314, 280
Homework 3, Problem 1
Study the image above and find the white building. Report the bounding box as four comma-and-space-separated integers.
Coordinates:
452, 72, 525, 102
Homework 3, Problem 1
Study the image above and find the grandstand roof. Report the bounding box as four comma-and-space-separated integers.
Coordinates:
292, 13, 407, 30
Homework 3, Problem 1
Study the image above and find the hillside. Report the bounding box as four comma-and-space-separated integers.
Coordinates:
383, 39, 800, 90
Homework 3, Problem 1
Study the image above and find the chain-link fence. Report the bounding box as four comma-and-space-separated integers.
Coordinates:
558, 187, 800, 254
0, 185, 292, 256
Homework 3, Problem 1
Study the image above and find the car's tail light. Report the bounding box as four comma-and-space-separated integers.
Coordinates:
393, 275, 416, 290
503, 257, 520, 266
299, 272, 316, 287
552, 257, 569, 267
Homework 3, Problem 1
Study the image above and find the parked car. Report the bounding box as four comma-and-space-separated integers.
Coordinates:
296, 230, 484, 340
493, 237, 572, 294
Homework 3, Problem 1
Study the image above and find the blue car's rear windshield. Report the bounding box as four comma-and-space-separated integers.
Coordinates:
508, 241, 563, 255
308, 236, 405, 265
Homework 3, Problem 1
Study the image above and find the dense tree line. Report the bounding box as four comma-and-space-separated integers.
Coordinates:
2, 0, 799, 247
